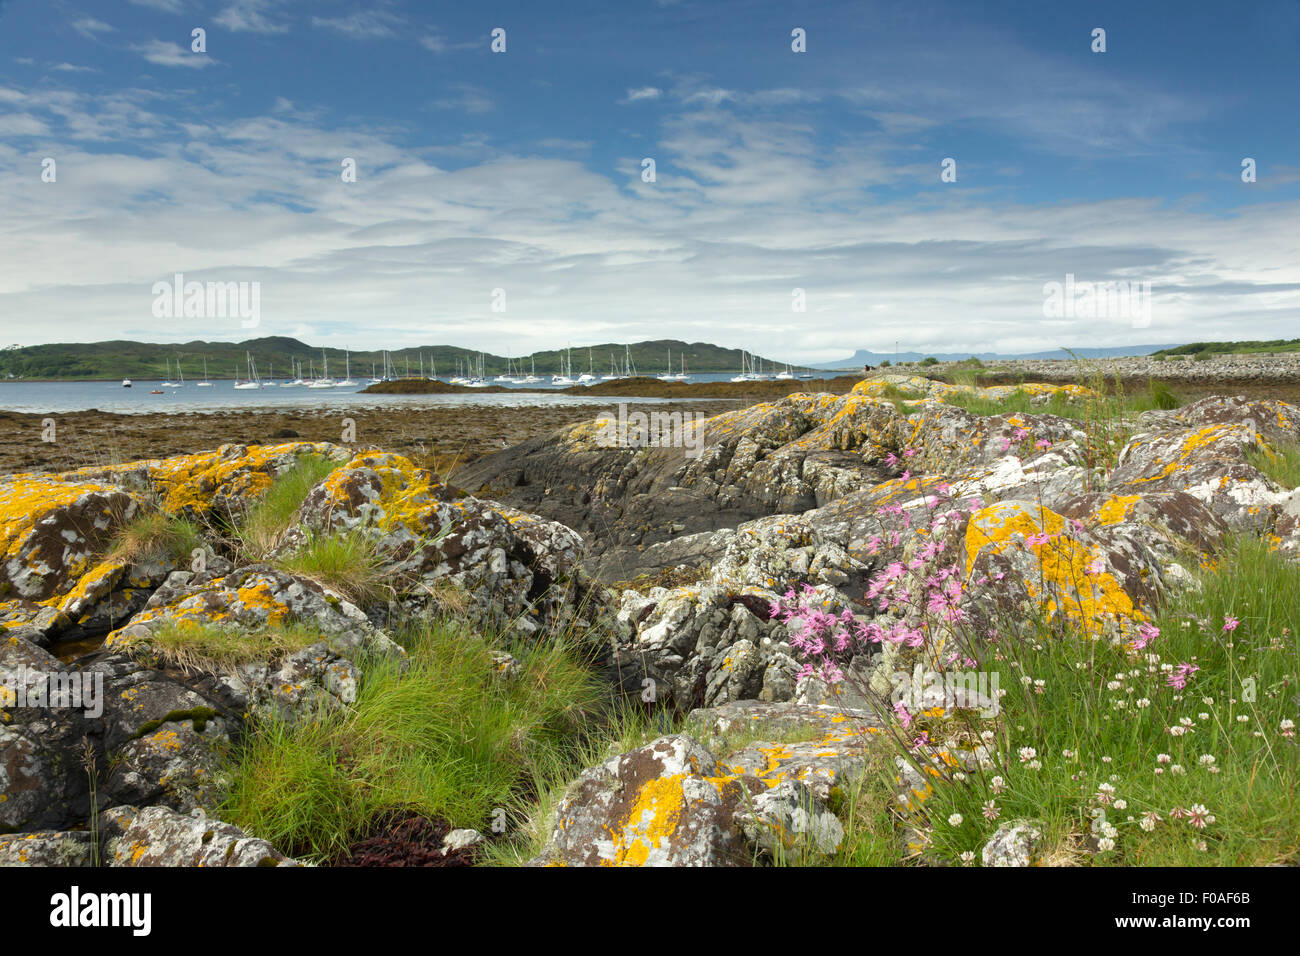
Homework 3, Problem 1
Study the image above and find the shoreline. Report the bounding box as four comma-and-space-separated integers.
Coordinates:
0, 399, 743, 477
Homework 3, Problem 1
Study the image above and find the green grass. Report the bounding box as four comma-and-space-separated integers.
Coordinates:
236, 454, 339, 559
220, 614, 607, 862
1247, 436, 1300, 490
274, 530, 389, 607
900, 535, 1300, 866
138, 620, 327, 672
109, 510, 205, 565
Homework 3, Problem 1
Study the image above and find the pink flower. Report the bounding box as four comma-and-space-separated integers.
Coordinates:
1085, 558, 1106, 575
1222, 616, 1240, 633
1035, 439, 1052, 450
1025, 532, 1052, 547
893, 701, 913, 728
1166, 662, 1200, 690
1130, 622, 1160, 651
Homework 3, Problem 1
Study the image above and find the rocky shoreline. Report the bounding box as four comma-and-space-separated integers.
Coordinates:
2, 373, 1298, 866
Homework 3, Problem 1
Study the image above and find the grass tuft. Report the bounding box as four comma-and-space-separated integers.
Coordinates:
1247, 436, 1300, 490
237, 454, 339, 559
273, 530, 389, 607
109, 510, 205, 565
220, 614, 607, 862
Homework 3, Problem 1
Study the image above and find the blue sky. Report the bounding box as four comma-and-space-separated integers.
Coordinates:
1, 0, 1298, 360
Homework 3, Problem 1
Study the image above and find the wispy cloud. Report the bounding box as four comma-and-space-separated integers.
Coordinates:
431, 83, 493, 115
71, 18, 114, 39
311, 8, 403, 39
214, 0, 290, 34
134, 39, 215, 68
419, 32, 477, 53
622, 86, 662, 103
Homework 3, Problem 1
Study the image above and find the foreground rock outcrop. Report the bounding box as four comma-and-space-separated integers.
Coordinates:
463, 378, 1299, 714
530, 701, 881, 866
1, 441, 599, 855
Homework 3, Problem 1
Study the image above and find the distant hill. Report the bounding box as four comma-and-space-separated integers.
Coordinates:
1151, 339, 1300, 357
813, 344, 1180, 368
0, 338, 804, 381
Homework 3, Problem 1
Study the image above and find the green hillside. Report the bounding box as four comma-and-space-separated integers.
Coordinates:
1152, 338, 1300, 357
0, 338, 805, 381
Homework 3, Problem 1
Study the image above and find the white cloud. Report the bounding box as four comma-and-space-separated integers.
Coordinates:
431, 84, 493, 115
311, 8, 403, 39
214, 0, 290, 34
71, 18, 114, 38
0, 71, 1295, 361
134, 39, 215, 68
623, 86, 662, 103
419, 32, 477, 53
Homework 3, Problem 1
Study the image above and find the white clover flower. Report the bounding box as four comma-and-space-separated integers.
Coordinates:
1114, 799, 1127, 811
1098, 837, 1115, 852
1018, 747, 1037, 762
1170, 764, 1186, 776
959, 850, 976, 865
1027, 759, 1042, 770
1157, 753, 1171, 764
1136, 698, 1151, 709
948, 813, 964, 827
1198, 754, 1216, 767
990, 776, 1006, 794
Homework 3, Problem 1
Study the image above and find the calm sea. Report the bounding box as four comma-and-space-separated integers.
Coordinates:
0, 372, 844, 415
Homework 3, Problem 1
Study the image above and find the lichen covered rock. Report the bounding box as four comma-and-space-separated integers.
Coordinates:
100, 805, 297, 867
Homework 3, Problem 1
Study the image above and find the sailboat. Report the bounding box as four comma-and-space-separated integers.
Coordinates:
601, 346, 633, 381
464, 353, 489, 387
334, 349, 356, 387
518, 356, 542, 385
577, 348, 598, 386
280, 358, 305, 386
670, 353, 690, 382
775, 363, 794, 381
656, 347, 677, 382
551, 348, 575, 386
196, 356, 212, 386
731, 350, 752, 383
160, 357, 181, 388
233, 352, 261, 389
309, 349, 335, 388
495, 353, 520, 385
